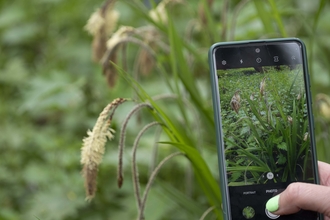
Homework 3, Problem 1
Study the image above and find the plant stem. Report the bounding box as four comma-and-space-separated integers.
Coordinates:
131, 121, 161, 210
137, 152, 184, 220
118, 103, 153, 188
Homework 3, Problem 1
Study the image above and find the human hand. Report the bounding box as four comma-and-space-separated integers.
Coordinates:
266, 161, 330, 220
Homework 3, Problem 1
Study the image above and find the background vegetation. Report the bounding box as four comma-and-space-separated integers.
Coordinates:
1, 0, 330, 219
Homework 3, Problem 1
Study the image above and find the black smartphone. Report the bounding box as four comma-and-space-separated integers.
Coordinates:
209, 38, 322, 220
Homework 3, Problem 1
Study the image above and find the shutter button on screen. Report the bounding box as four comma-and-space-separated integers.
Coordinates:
266, 172, 274, 180
265, 208, 280, 219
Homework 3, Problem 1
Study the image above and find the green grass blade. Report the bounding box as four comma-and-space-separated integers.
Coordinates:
309, 0, 327, 86
246, 99, 273, 130
166, 13, 215, 130
200, 0, 218, 42
160, 141, 223, 219
267, 0, 287, 37
227, 166, 269, 172
253, 0, 274, 34
114, 63, 222, 218
225, 136, 270, 170
155, 180, 206, 217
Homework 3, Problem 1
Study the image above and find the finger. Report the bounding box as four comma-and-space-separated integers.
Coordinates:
318, 161, 330, 186
268, 182, 330, 217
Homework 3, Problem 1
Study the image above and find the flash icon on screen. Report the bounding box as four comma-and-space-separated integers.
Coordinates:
240, 59, 243, 64
274, 56, 279, 62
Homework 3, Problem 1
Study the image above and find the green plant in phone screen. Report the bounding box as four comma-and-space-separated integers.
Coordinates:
218, 65, 313, 186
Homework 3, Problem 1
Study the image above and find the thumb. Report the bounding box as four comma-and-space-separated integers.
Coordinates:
266, 182, 330, 217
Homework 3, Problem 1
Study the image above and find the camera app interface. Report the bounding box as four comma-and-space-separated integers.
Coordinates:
215, 42, 317, 220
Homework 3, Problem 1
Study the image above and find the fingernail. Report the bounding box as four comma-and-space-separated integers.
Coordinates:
266, 195, 280, 212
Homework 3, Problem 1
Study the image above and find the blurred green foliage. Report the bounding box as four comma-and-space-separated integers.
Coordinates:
1, 0, 330, 219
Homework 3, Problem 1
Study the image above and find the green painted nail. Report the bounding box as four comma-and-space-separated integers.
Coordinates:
266, 195, 280, 212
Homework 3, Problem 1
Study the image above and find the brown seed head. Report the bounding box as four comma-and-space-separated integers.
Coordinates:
84, 2, 120, 63
303, 132, 309, 141
230, 90, 240, 114
81, 98, 127, 200
260, 77, 266, 97
316, 93, 330, 119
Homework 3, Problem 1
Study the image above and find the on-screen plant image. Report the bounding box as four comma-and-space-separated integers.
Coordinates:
217, 65, 314, 186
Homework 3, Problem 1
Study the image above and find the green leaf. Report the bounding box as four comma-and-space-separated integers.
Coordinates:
277, 154, 287, 165
277, 142, 287, 151
240, 126, 250, 135
230, 171, 242, 182
272, 136, 283, 145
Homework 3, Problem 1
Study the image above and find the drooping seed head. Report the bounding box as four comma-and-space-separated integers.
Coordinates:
81, 98, 127, 200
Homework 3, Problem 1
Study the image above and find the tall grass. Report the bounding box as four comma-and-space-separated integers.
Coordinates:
218, 67, 311, 185
82, 0, 330, 219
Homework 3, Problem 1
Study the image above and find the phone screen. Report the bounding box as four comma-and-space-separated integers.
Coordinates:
212, 40, 319, 220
